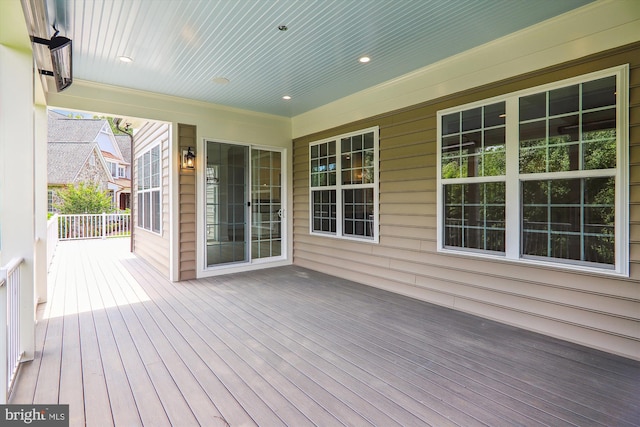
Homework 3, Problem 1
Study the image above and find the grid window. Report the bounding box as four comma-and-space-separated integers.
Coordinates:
136, 145, 161, 234
438, 67, 627, 274
310, 127, 379, 241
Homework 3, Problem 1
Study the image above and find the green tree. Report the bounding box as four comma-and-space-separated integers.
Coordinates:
54, 181, 113, 214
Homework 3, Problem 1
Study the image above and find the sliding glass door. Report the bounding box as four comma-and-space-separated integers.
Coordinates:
205, 141, 283, 267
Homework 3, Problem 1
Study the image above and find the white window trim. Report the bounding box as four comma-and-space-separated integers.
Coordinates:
136, 144, 163, 235
309, 126, 380, 243
436, 65, 629, 277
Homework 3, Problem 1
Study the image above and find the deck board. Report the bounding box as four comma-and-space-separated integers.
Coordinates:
10, 239, 640, 427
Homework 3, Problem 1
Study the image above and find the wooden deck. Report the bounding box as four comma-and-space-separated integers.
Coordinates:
10, 239, 640, 426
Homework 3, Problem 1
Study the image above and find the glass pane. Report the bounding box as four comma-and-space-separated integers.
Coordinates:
462, 107, 482, 131
137, 193, 143, 227
151, 146, 160, 188
483, 127, 505, 176
520, 148, 546, 174
583, 109, 616, 170
143, 152, 150, 190
484, 102, 506, 128
520, 92, 546, 121
442, 112, 460, 135
549, 84, 579, 116
152, 191, 160, 233
582, 76, 616, 110
519, 120, 546, 148
143, 192, 150, 230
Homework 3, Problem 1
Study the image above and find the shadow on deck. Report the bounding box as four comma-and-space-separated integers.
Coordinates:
9, 239, 640, 426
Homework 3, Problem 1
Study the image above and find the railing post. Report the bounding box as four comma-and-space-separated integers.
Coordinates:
102, 212, 107, 240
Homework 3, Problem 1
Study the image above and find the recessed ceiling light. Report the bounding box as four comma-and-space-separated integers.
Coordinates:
359, 56, 371, 63
212, 77, 230, 85
118, 56, 133, 63
282, 95, 292, 100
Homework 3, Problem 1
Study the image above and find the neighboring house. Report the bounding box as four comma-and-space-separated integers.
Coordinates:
47, 142, 113, 211
47, 112, 132, 211
115, 134, 133, 210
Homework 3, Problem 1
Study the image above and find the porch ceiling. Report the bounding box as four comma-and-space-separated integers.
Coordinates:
25, 0, 595, 117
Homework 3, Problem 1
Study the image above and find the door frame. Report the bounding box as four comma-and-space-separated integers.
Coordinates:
196, 138, 290, 277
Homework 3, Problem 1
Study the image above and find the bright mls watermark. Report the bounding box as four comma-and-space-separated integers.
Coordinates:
1, 405, 68, 426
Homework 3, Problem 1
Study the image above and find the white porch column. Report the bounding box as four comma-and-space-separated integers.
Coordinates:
34, 103, 48, 304
0, 44, 37, 361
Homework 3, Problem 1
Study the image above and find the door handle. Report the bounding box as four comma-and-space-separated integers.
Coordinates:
277, 208, 283, 218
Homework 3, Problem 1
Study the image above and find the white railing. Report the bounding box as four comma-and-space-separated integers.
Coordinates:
57, 213, 131, 241
47, 214, 59, 270
0, 257, 24, 403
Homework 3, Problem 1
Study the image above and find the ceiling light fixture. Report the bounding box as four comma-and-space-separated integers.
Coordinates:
359, 56, 371, 63
282, 95, 292, 100
118, 56, 133, 63
278, 25, 288, 31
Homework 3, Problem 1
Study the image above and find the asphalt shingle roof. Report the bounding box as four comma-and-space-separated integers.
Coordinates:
47, 143, 97, 184
115, 135, 132, 164
48, 117, 106, 143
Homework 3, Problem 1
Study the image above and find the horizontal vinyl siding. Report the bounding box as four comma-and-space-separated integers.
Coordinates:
293, 42, 640, 360
133, 121, 171, 278
178, 123, 197, 280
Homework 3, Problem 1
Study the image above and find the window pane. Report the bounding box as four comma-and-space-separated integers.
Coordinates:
442, 112, 460, 135
143, 192, 150, 230
143, 152, 150, 190
484, 102, 506, 128
137, 193, 144, 227
582, 76, 616, 110
519, 92, 546, 121
462, 107, 482, 131
549, 84, 579, 116
152, 191, 160, 233
583, 109, 616, 170
482, 127, 505, 176
151, 146, 160, 188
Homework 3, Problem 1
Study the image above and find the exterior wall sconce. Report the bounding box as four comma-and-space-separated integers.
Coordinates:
31, 29, 73, 92
182, 147, 196, 169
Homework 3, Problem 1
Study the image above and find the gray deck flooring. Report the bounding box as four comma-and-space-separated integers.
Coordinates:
10, 239, 640, 426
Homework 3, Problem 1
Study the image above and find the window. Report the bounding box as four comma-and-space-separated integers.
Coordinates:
108, 161, 117, 178
137, 145, 161, 233
438, 67, 628, 275
309, 127, 379, 242
118, 166, 126, 178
